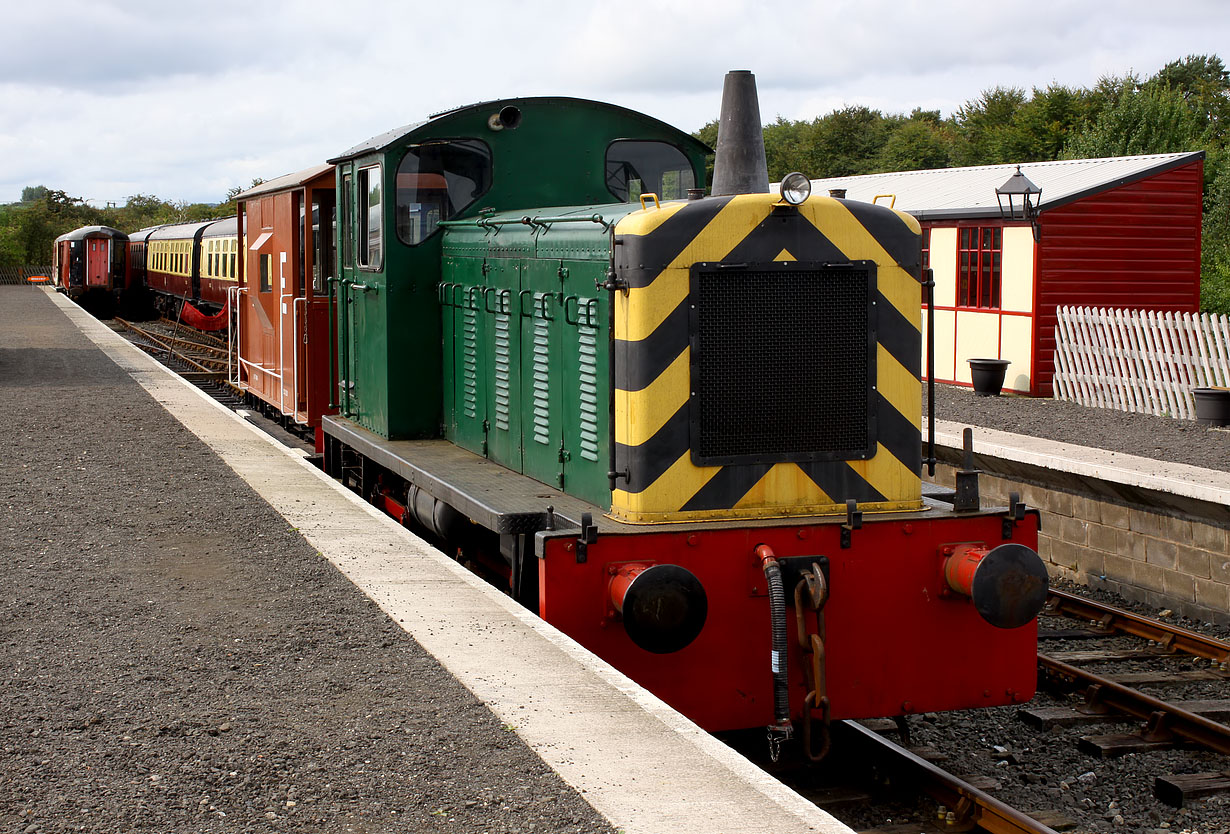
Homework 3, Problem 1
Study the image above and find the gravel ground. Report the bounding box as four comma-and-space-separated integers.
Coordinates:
931, 383, 1230, 473
0, 286, 614, 833
796, 574, 1230, 834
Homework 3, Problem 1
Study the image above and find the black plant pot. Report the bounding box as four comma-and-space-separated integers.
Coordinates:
1192, 388, 1230, 426
968, 358, 1010, 397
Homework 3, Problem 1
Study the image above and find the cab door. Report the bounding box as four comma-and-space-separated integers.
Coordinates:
337, 167, 360, 417
303, 187, 336, 429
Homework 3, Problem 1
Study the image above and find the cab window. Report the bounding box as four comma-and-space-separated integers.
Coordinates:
358, 165, 382, 269
605, 140, 695, 201
395, 139, 492, 246
341, 173, 353, 268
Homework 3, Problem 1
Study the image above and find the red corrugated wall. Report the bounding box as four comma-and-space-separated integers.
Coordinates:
1033, 159, 1203, 395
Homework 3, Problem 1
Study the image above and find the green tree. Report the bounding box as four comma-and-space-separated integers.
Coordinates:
809, 105, 893, 177
1202, 152, 1230, 313
1151, 54, 1230, 129
0, 190, 102, 267
19, 185, 49, 203
877, 111, 954, 172
1009, 84, 1097, 162
762, 116, 815, 181
1061, 83, 1206, 159
693, 119, 718, 187
952, 86, 1029, 165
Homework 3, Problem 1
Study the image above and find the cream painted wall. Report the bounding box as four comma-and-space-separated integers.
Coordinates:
1000, 315, 1034, 392
1000, 226, 1036, 314
928, 309, 956, 380
929, 227, 957, 307
954, 311, 1001, 384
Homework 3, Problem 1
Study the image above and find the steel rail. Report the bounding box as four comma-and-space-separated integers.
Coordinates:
834, 720, 1059, 834
149, 331, 229, 359
1045, 588, 1230, 664
158, 316, 228, 350
116, 319, 218, 376
140, 318, 230, 356
1037, 654, 1230, 755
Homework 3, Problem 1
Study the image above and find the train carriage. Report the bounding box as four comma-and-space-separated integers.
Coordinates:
146, 220, 213, 311
144, 218, 235, 327
319, 75, 1048, 751
128, 227, 155, 291
52, 225, 129, 311
199, 216, 239, 311
233, 163, 337, 446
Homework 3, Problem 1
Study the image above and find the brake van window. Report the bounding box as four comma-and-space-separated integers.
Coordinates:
395, 140, 492, 246
606, 140, 695, 202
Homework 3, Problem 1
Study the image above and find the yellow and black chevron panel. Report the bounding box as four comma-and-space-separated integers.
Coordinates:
610, 193, 922, 524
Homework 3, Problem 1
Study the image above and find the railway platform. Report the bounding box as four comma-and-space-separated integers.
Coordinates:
0, 283, 849, 833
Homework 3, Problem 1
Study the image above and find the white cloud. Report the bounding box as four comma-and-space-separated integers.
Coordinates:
2, 0, 1228, 204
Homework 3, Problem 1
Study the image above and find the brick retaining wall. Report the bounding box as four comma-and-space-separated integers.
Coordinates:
928, 464, 1230, 626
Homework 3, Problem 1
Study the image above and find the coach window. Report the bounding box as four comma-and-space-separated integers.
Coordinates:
606, 140, 695, 202
395, 139, 492, 246
358, 165, 382, 269
260, 253, 272, 293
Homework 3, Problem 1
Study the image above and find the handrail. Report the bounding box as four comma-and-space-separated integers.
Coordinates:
280, 291, 294, 417
438, 213, 611, 232
293, 296, 307, 424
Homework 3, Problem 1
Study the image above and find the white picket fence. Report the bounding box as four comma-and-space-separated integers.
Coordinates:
1052, 306, 1230, 420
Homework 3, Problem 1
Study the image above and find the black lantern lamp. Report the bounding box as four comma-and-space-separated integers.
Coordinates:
996, 165, 1042, 240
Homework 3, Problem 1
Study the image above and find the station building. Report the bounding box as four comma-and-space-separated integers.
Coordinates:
809, 151, 1204, 396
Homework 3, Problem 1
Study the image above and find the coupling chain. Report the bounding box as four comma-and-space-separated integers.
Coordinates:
794, 565, 830, 762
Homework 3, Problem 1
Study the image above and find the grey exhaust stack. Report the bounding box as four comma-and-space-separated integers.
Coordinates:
710, 70, 769, 196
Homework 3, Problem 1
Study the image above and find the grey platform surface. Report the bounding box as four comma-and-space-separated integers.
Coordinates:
51, 288, 850, 834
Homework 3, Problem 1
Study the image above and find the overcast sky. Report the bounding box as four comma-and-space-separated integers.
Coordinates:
2, 0, 1228, 206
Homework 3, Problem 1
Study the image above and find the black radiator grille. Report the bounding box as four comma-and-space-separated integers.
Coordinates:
690, 262, 876, 465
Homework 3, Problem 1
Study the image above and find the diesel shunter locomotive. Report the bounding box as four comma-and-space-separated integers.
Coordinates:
318, 71, 1049, 755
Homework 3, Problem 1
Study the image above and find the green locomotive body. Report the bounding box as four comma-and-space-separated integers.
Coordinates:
326, 98, 707, 441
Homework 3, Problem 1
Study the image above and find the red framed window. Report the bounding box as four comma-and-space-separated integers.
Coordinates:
958, 226, 1001, 309
921, 226, 931, 272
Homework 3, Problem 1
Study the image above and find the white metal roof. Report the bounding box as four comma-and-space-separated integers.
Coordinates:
797, 152, 1204, 220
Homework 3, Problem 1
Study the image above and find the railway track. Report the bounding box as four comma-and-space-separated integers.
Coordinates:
113, 316, 231, 380
727, 586, 1230, 833
1032, 589, 1230, 809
